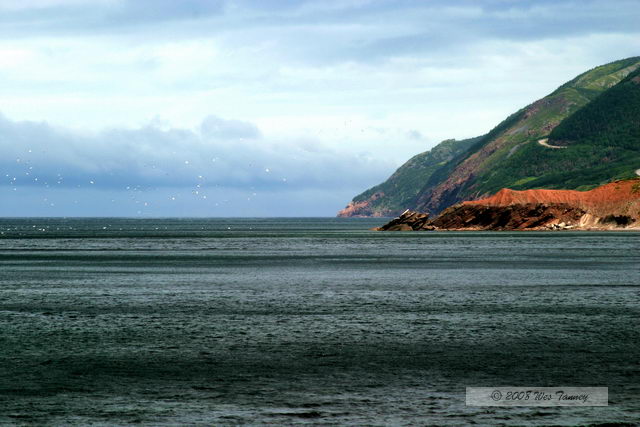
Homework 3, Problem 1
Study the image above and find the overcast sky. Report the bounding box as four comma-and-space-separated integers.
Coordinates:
1, 0, 639, 216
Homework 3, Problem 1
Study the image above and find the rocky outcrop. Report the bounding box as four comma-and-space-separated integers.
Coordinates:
372, 210, 434, 231
374, 178, 640, 231
429, 203, 586, 230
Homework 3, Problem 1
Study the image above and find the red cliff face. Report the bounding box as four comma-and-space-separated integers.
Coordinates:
337, 192, 387, 217
337, 199, 374, 218
463, 178, 640, 220
374, 178, 640, 231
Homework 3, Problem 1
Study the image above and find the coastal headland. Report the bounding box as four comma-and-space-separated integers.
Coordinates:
375, 178, 640, 231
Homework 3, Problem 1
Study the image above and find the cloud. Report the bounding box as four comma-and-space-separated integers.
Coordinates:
200, 115, 262, 140
0, 113, 394, 194
1, 0, 638, 52
0, 0, 225, 34
115, 0, 225, 23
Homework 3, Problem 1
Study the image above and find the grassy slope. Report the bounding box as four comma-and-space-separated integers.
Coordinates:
412, 56, 640, 213
474, 65, 640, 193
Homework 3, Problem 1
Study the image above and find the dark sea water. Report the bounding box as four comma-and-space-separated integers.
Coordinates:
0, 218, 638, 426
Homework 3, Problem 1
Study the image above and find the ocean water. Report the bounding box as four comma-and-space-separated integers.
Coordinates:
0, 218, 638, 426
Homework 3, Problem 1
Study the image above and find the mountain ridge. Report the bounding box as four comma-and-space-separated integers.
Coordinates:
338, 56, 640, 217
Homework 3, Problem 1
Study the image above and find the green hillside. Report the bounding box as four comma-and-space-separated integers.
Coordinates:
479, 67, 640, 192
349, 137, 480, 216
339, 57, 640, 216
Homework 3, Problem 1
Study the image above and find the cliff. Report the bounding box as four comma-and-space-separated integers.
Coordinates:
464, 178, 640, 220
375, 178, 640, 231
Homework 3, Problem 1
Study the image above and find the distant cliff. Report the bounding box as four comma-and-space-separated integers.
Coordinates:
340, 56, 640, 217
338, 137, 479, 217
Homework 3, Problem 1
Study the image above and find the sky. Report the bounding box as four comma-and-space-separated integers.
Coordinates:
1, 0, 639, 216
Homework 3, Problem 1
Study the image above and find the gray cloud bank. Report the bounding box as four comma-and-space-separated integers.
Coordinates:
0, 113, 393, 193
2, 1, 639, 61
0, 0, 225, 31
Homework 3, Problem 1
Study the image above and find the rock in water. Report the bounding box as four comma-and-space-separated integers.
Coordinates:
429, 203, 586, 230
373, 210, 435, 231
